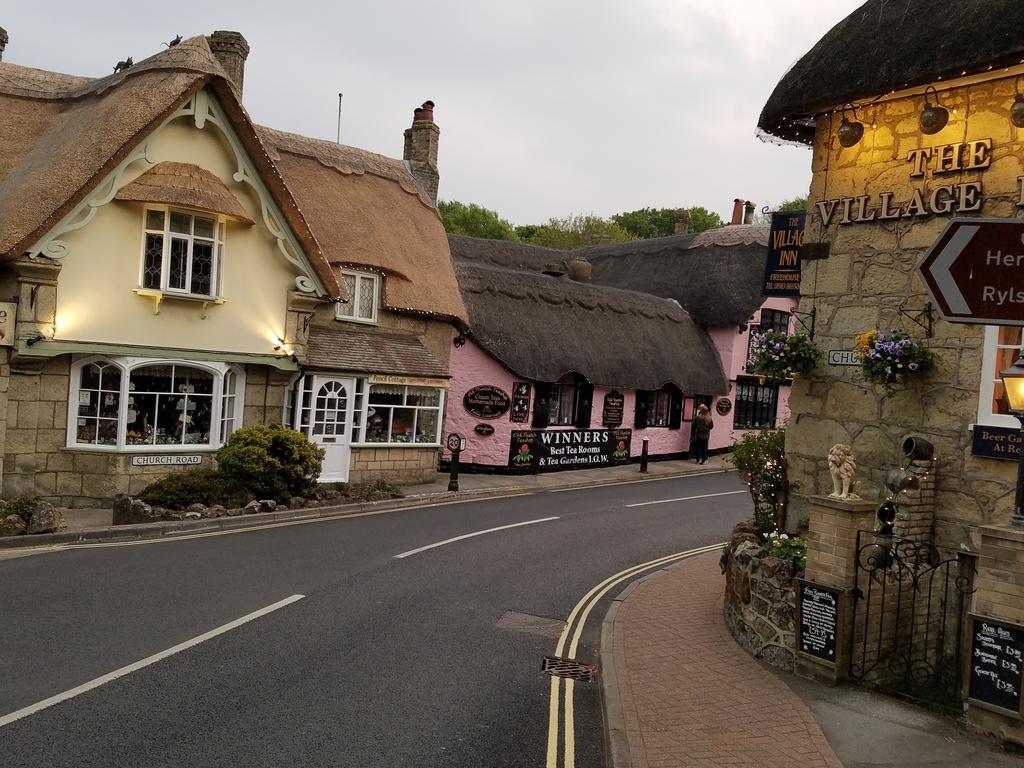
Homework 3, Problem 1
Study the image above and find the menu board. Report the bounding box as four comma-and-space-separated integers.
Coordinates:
602, 391, 625, 427
799, 581, 840, 664
969, 615, 1024, 715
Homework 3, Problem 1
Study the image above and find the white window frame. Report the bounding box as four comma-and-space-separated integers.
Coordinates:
140, 206, 225, 299
334, 269, 380, 325
67, 356, 244, 452
977, 325, 1023, 428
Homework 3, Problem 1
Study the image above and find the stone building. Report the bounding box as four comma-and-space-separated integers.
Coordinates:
0, 30, 465, 505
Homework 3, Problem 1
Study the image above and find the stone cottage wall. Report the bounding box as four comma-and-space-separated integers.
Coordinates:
789, 75, 1024, 552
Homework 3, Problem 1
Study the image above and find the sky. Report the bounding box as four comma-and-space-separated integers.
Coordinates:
3, 0, 864, 225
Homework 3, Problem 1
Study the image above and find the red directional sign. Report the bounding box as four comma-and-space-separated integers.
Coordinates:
918, 217, 1024, 326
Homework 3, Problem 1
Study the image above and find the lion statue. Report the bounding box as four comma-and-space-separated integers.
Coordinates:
827, 444, 858, 500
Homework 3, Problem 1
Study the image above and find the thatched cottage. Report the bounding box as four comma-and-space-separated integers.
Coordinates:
0, 29, 465, 504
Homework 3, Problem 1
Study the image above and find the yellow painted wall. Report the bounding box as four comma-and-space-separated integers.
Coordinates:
55, 101, 302, 355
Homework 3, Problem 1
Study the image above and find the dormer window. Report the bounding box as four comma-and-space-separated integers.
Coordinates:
335, 269, 380, 324
141, 208, 224, 299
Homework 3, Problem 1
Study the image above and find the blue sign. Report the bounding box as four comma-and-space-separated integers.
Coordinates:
972, 425, 1021, 462
764, 211, 805, 297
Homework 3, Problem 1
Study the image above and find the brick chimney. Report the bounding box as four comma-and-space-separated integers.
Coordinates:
0, 27, 8, 61
673, 209, 690, 235
403, 100, 440, 203
730, 198, 744, 225
743, 201, 756, 225
207, 31, 250, 96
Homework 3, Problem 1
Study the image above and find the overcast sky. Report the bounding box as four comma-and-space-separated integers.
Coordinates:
4, 0, 863, 225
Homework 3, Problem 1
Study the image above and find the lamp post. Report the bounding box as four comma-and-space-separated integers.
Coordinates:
999, 354, 1024, 528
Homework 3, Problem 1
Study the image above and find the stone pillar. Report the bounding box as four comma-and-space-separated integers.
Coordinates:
893, 458, 936, 543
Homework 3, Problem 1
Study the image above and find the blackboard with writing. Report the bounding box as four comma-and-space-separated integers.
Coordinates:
799, 581, 840, 664
969, 616, 1024, 715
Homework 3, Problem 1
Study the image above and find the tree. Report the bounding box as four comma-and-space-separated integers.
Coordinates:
685, 207, 725, 234
524, 214, 635, 250
437, 200, 518, 240
611, 208, 677, 239
776, 196, 808, 213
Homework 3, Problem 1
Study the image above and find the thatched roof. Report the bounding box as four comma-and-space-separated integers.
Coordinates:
759, 0, 1024, 143
115, 161, 254, 223
260, 127, 468, 323
306, 322, 447, 377
453, 253, 728, 394
582, 225, 770, 327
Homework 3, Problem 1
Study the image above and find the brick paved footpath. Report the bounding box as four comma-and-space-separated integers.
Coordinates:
601, 551, 843, 768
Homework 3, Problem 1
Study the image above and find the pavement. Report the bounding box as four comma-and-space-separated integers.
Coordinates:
602, 551, 1023, 768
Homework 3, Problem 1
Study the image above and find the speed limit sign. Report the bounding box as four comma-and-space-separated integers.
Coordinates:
446, 433, 466, 452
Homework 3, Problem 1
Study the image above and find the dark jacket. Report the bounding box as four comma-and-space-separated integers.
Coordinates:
694, 413, 714, 441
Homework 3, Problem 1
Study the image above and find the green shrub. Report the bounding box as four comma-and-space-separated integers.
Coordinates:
763, 530, 807, 573
6, 495, 41, 522
216, 424, 325, 501
138, 470, 247, 510
728, 428, 788, 533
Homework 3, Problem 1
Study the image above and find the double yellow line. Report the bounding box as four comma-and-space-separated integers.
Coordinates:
544, 542, 723, 768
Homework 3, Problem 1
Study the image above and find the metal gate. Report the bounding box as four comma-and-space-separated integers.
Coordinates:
849, 530, 976, 712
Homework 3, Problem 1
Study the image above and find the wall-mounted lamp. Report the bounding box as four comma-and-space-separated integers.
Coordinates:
919, 86, 949, 135
999, 354, 1024, 528
1012, 77, 1024, 128
25, 333, 46, 346
837, 104, 864, 148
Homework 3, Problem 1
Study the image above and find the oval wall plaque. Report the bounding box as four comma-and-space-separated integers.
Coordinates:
716, 398, 733, 417
463, 385, 511, 419
474, 423, 496, 436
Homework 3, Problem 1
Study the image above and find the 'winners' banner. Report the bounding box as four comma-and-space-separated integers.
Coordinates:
508, 429, 632, 472
764, 211, 805, 297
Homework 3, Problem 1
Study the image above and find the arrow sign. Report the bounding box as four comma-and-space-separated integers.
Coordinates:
918, 217, 1024, 326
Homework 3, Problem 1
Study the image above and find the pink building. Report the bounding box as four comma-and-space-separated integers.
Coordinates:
444, 224, 797, 471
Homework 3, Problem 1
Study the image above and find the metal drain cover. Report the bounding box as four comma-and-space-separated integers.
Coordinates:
542, 656, 597, 682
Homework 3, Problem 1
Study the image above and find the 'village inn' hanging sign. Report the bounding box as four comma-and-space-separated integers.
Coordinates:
815, 139, 1014, 226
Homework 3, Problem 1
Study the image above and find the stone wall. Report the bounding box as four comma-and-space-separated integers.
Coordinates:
348, 446, 438, 486
789, 74, 1024, 552
723, 528, 798, 671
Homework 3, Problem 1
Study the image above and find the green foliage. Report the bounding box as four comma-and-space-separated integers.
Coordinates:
763, 530, 807, 572
216, 424, 325, 501
139, 470, 247, 511
513, 224, 542, 242
437, 200, 519, 241
611, 208, 677, 239
524, 214, 635, 250
683, 206, 725, 234
775, 197, 808, 213
749, 331, 821, 380
720, 542, 732, 574
728, 428, 788, 533
854, 330, 934, 392
6, 495, 41, 522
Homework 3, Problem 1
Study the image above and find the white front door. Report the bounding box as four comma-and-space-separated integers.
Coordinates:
310, 376, 355, 483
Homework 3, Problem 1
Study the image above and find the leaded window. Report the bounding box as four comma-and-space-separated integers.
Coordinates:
142, 208, 223, 298
733, 377, 780, 430
335, 269, 380, 324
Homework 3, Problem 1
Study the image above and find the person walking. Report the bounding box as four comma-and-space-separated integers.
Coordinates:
693, 404, 714, 465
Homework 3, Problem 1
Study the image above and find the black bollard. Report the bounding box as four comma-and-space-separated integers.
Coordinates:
640, 438, 649, 474
448, 449, 460, 492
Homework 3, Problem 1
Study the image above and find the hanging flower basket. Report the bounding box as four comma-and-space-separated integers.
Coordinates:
749, 331, 821, 381
854, 330, 933, 391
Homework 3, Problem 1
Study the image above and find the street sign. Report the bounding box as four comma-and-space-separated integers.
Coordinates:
827, 350, 858, 366
918, 217, 1024, 325
446, 433, 465, 452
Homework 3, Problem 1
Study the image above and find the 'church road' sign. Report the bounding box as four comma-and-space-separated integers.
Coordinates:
918, 218, 1024, 326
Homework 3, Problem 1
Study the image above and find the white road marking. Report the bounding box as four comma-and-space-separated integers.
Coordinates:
0, 594, 305, 728
393, 517, 560, 559
625, 489, 747, 508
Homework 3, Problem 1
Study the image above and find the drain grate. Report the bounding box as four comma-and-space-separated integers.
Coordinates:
542, 656, 597, 682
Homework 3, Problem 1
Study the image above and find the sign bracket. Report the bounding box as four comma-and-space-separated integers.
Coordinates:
793, 306, 816, 339
897, 299, 934, 338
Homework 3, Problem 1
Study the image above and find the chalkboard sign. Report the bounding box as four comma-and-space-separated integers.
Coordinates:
799, 581, 840, 664
969, 615, 1024, 716
602, 391, 625, 427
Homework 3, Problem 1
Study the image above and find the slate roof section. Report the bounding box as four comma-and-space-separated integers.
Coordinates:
306, 323, 448, 378
453, 256, 729, 394
758, 0, 1024, 143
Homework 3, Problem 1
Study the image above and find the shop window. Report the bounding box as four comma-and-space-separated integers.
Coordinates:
142, 208, 223, 298
978, 325, 1024, 427
635, 386, 683, 429
335, 269, 380, 324
69, 358, 242, 450
733, 377, 779, 430
746, 308, 792, 372
533, 375, 593, 429
361, 384, 442, 445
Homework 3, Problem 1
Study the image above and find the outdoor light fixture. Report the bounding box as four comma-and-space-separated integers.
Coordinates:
837, 105, 864, 148
25, 333, 45, 346
999, 353, 1024, 528
919, 86, 949, 135
1012, 77, 1024, 128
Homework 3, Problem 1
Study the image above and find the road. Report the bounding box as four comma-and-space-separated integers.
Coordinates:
0, 470, 751, 767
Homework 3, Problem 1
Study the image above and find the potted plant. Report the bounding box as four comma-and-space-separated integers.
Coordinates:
854, 330, 933, 392
749, 331, 821, 381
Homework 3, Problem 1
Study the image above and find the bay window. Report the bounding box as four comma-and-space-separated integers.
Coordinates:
142, 208, 223, 298
70, 358, 242, 450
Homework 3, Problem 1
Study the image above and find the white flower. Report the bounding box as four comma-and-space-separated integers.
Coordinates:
780, 534, 789, 540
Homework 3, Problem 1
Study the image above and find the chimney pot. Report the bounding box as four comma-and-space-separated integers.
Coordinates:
403, 99, 441, 203
207, 30, 250, 97
730, 199, 744, 225
0, 27, 8, 61
673, 209, 690, 236
743, 201, 756, 225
